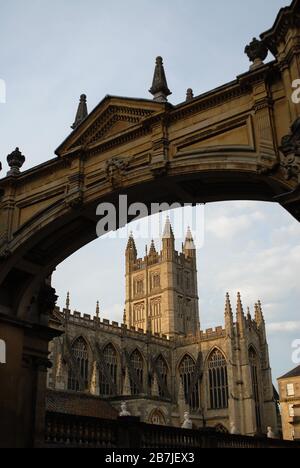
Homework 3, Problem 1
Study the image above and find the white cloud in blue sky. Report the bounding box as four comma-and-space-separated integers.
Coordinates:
0, 0, 298, 382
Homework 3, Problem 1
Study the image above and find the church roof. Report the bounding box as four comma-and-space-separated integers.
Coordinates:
279, 365, 300, 380
46, 389, 118, 420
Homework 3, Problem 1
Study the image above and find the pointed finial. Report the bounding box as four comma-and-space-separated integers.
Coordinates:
149, 239, 157, 256
236, 292, 246, 335
255, 300, 264, 325
162, 216, 174, 239
225, 292, 233, 316
149, 56, 172, 103
7, 147, 26, 176
66, 291, 70, 310
236, 292, 245, 317
186, 88, 194, 102
126, 232, 137, 263
71, 94, 88, 129
184, 227, 196, 252
96, 301, 100, 318
247, 307, 252, 321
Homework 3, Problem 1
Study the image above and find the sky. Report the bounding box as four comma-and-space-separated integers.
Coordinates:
0, 0, 299, 382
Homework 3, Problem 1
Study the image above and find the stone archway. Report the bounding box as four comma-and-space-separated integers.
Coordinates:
0, 0, 300, 448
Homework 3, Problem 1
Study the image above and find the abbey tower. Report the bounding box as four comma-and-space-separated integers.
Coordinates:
125, 219, 200, 337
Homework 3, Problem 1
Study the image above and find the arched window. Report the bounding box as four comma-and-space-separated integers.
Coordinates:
130, 350, 144, 395
149, 409, 166, 426
179, 355, 200, 411
208, 349, 229, 410
150, 298, 162, 334
249, 347, 262, 430
215, 424, 229, 434
99, 344, 118, 397
156, 355, 168, 398
68, 337, 89, 392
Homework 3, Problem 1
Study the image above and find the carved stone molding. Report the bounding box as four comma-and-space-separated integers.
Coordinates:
151, 161, 168, 178
38, 284, 58, 316
280, 117, 300, 183
106, 157, 129, 187
65, 193, 84, 210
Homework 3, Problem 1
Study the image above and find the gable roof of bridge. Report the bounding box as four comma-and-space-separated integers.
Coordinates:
55, 95, 170, 157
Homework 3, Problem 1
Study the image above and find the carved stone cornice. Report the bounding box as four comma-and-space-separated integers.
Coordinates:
260, 0, 300, 56
253, 97, 274, 112
280, 117, 300, 183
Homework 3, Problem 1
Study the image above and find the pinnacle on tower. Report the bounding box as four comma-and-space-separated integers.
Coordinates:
162, 217, 175, 260
66, 292, 70, 310
247, 307, 252, 321
96, 301, 100, 319
184, 227, 196, 252
255, 300, 265, 326
236, 292, 246, 335
149, 56, 172, 103
225, 292, 233, 317
162, 216, 175, 239
71, 94, 88, 130
126, 232, 137, 256
236, 292, 244, 316
224, 292, 234, 332
149, 239, 157, 256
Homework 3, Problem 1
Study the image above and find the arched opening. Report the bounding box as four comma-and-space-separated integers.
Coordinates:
155, 355, 169, 398
179, 354, 200, 412
99, 344, 118, 397
208, 349, 229, 410
149, 409, 166, 426
130, 349, 144, 395
215, 423, 229, 434
67, 337, 89, 392
249, 346, 262, 432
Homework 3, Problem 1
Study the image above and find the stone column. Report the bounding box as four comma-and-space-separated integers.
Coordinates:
0, 313, 59, 448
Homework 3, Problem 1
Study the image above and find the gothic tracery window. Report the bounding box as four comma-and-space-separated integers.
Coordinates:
130, 349, 144, 395
249, 347, 262, 430
68, 337, 89, 392
134, 278, 144, 296
208, 349, 229, 410
150, 298, 162, 334
156, 355, 168, 398
133, 302, 145, 327
149, 409, 166, 426
179, 355, 200, 411
99, 344, 118, 397
151, 273, 161, 290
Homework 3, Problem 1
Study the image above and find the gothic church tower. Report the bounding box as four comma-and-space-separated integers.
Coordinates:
125, 219, 200, 337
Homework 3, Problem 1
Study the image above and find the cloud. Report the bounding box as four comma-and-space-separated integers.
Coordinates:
206, 211, 265, 240
267, 322, 300, 334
